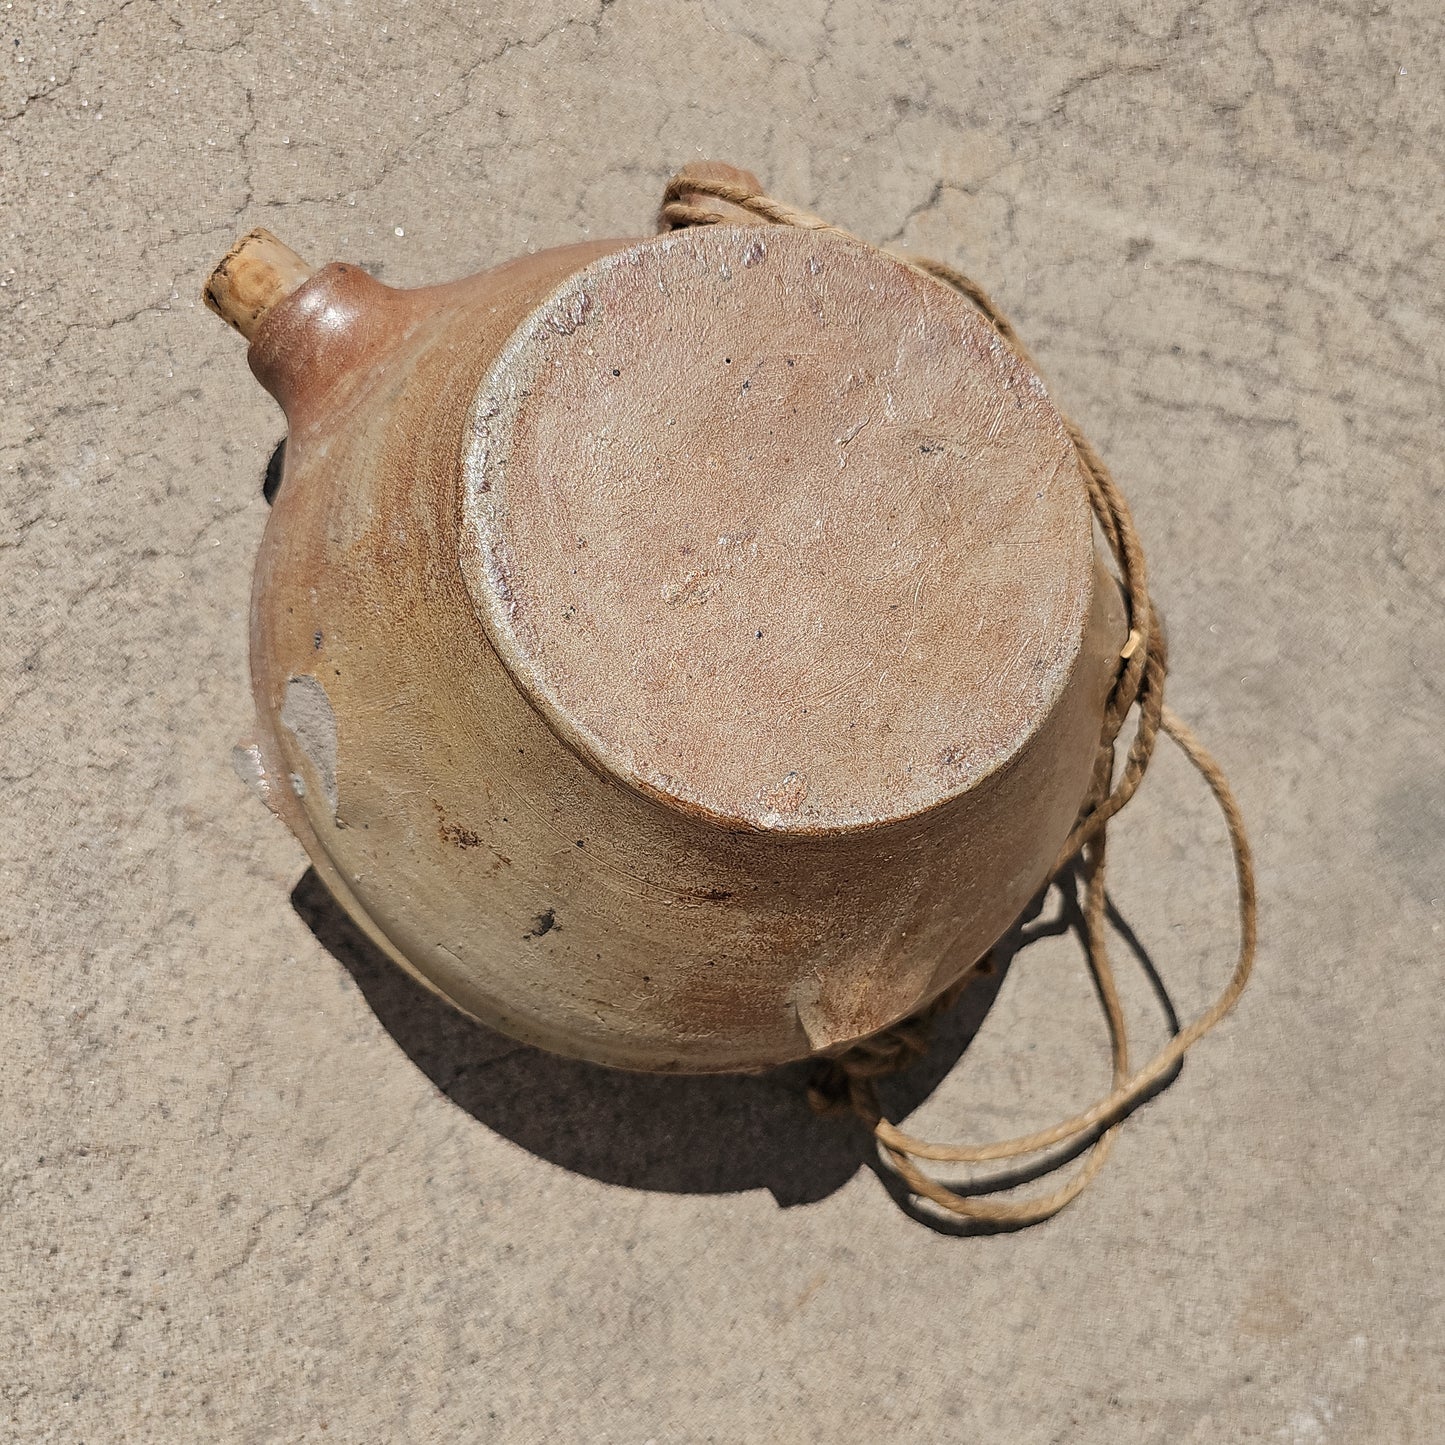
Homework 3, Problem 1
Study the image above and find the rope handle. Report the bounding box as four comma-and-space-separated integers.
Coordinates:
660, 166, 1258, 1226
871, 707, 1254, 1225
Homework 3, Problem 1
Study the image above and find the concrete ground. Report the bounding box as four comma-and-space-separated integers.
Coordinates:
4, 2, 1442, 1441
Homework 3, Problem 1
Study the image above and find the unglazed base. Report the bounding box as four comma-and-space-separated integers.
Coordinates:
461, 226, 1094, 835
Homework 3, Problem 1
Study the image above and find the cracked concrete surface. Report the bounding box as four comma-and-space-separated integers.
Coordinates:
3, 1, 1442, 1440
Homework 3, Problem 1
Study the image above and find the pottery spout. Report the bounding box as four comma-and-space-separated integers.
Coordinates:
204, 229, 409, 425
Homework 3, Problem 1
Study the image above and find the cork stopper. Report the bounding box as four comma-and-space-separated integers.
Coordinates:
203, 229, 314, 341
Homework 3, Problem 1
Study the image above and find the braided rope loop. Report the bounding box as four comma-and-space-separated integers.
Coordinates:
660, 170, 1257, 1225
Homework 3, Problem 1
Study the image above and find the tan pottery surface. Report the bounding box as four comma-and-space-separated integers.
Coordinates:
229, 218, 1121, 1071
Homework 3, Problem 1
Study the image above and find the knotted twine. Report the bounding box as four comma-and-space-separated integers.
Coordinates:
660, 170, 1258, 1227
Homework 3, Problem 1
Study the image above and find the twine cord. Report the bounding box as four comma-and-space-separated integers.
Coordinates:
661, 171, 1258, 1226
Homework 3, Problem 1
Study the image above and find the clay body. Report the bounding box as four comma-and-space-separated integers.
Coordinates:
212, 193, 1125, 1073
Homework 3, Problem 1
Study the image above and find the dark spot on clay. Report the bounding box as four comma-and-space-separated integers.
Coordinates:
313, 630, 323, 650
786, 357, 795, 366
724, 356, 731, 364
440, 820, 484, 850
689, 887, 734, 902
433, 800, 484, 850
755, 630, 763, 639
524, 909, 558, 939
611, 368, 620, 376
575, 839, 585, 848
920, 442, 939, 453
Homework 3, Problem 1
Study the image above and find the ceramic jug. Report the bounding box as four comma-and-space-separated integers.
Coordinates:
207, 164, 1125, 1074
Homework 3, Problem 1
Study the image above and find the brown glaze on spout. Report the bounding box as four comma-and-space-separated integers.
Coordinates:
244, 263, 423, 431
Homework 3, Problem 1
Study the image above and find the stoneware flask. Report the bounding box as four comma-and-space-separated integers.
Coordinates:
208, 164, 1125, 1074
